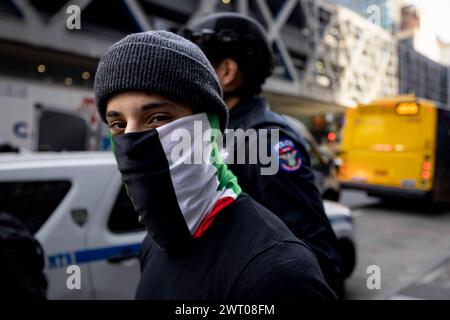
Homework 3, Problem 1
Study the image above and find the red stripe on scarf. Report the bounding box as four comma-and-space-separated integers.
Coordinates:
192, 196, 235, 238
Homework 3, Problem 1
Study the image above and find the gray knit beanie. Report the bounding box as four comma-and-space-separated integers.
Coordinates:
94, 30, 228, 132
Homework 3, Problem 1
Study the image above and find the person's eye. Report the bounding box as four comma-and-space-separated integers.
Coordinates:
149, 114, 171, 124
109, 121, 126, 130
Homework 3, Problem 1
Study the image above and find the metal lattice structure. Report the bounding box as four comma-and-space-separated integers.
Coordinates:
0, 0, 399, 109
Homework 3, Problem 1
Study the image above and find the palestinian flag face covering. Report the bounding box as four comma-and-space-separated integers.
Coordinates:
112, 113, 241, 250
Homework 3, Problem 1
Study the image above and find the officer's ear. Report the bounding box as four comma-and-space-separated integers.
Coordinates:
214, 58, 243, 92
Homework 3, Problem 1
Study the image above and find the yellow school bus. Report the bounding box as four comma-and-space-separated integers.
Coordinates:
338, 95, 450, 202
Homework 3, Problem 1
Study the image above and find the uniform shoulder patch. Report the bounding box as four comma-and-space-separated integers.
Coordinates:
275, 138, 302, 172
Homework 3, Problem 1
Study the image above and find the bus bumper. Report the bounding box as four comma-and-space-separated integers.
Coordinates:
340, 182, 430, 199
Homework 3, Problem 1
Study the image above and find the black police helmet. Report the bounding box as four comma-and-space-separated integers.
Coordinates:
181, 12, 274, 96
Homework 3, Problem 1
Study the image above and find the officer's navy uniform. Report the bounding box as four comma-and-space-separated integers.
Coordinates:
226, 97, 342, 290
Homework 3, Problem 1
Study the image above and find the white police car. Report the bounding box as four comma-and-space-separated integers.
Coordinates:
0, 151, 355, 299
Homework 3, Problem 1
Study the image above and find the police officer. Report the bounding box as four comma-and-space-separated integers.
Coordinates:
183, 12, 342, 292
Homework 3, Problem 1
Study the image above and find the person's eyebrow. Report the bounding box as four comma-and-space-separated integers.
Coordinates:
140, 101, 176, 111
105, 101, 177, 118
106, 110, 121, 118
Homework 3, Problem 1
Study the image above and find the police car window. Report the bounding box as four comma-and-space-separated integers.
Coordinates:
108, 185, 145, 233
303, 140, 324, 170
0, 180, 71, 234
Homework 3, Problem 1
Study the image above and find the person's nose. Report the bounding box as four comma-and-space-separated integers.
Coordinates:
124, 120, 147, 134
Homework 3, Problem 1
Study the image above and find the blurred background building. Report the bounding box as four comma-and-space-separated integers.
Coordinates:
396, 3, 450, 105
329, 0, 395, 30
439, 40, 450, 66
0, 0, 447, 150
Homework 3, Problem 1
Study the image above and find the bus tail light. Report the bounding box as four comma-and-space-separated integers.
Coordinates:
422, 162, 432, 171
421, 160, 432, 180
421, 171, 431, 180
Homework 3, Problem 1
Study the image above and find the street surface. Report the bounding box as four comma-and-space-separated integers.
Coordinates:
341, 190, 450, 300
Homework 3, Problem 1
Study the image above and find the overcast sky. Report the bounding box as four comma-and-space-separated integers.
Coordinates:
405, 0, 450, 42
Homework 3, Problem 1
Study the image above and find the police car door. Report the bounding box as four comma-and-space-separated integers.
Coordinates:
0, 156, 99, 299
86, 171, 146, 299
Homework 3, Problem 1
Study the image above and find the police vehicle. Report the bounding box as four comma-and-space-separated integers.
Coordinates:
283, 115, 342, 202
0, 151, 355, 299
0, 76, 109, 153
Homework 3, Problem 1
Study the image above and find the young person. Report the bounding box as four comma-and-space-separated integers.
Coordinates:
94, 30, 336, 300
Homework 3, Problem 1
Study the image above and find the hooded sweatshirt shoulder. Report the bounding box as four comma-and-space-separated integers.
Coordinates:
136, 193, 336, 300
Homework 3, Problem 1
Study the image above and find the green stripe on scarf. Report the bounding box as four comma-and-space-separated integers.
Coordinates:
207, 114, 242, 196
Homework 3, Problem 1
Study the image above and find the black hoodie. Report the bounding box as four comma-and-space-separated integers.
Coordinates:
136, 193, 336, 300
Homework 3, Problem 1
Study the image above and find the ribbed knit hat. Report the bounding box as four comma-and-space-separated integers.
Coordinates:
94, 30, 228, 132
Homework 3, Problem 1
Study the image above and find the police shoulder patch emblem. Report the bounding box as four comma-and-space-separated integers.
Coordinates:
276, 139, 302, 172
